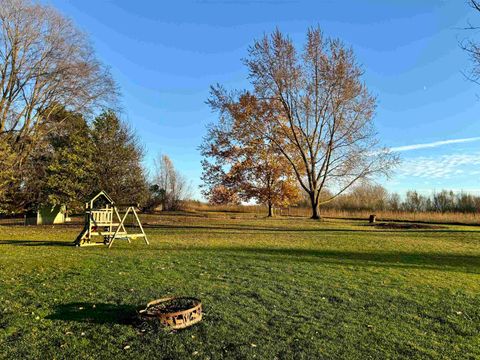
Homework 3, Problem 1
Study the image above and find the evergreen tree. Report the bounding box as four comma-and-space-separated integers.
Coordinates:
44, 110, 96, 210
8, 108, 96, 212
91, 110, 148, 205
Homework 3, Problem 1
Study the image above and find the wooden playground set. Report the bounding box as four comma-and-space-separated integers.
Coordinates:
74, 191, 149, 248
73, 192, 203, 329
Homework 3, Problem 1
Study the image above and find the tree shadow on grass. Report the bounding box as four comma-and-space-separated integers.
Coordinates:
175, 247, 480, 274
0, 240, 73, 247
46, 302, 139, 325
144, 223, 480, 235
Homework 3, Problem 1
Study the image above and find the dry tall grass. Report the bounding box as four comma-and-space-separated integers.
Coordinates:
318, 209, 480, 225
183, 201, 480, 225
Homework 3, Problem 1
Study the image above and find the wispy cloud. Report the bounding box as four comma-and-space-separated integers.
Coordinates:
391, 137, 480, 152
398, 153, 480, 179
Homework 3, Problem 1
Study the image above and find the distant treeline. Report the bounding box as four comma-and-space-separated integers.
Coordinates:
185, 183, 480, 215
300, 184, 480, 214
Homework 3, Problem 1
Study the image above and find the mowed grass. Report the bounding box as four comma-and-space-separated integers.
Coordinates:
0, 214, 479, 359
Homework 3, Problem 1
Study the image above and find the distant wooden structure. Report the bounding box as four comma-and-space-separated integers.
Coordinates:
74, 191, 149, 248
25, 204, 67, 225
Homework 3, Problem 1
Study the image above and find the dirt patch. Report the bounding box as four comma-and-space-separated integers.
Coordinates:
374, 222, 447, 230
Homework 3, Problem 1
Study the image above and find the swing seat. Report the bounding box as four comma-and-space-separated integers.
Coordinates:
114, 233, 146, 240
127, 233, 146, 238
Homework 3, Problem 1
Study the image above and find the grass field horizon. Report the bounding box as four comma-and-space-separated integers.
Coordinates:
1, 212, 479, 359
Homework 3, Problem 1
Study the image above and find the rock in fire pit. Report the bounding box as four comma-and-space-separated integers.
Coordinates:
139, 297, 202, 330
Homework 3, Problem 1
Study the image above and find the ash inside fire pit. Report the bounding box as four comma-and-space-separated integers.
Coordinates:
146, 297, 197, 313
139, 297, 202, 330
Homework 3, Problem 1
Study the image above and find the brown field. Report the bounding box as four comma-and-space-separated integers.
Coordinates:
182, 202, 480, 225
2, 204, 479, 227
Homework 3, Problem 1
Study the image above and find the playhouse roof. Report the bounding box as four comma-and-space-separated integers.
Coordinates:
87, 190, 115, 208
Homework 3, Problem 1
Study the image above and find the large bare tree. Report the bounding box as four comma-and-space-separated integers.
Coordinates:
211, 28, 397, 218
0, 0, 116, 161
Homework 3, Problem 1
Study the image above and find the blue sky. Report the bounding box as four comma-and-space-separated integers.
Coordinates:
44, 0, 480, 199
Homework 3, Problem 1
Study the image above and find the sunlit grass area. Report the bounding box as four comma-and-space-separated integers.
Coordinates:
0, 214, 479, 359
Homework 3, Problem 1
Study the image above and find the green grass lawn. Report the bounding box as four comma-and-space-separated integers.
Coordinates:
0, 214, 479, 359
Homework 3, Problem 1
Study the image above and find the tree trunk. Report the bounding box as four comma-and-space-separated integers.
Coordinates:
267, 202, 274, 217
310, 193, 320, 219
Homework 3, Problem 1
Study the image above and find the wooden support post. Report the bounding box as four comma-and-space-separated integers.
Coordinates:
114, 206, 128, 239
132, 207, 149, 245
109, 207, 131, 249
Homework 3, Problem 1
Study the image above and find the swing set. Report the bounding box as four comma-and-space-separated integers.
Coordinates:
74, 191, 149, 248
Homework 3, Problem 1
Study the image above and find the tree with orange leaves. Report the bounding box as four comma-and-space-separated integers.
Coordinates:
201, 92, 300, 216
207, 27, 397, 219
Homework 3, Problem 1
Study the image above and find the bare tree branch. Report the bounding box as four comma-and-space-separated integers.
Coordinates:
0, 0, 118, 155
209, 27, 398, 219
